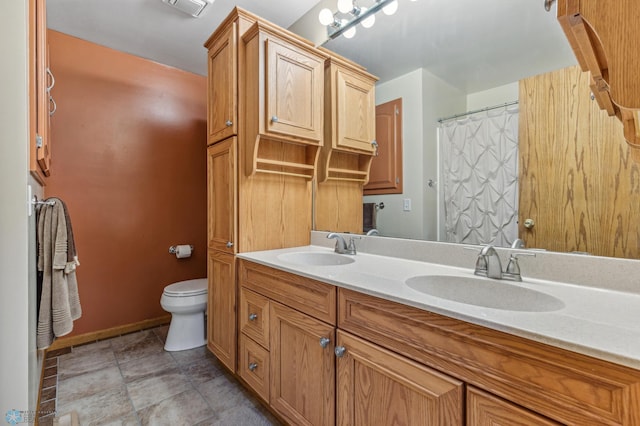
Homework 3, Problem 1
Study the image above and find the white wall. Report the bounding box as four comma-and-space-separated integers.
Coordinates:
467, 82, 518, 110
422, 72, 466, 241
365, 68, 466, 240
0, 0, 39, 414
365, 69, 425, 239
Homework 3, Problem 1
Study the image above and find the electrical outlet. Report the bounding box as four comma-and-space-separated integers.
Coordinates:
403, 198, 411, 211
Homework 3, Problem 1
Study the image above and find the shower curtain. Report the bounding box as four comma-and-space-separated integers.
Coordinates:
438, 105, 519, 246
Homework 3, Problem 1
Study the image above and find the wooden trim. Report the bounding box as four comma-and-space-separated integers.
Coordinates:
34, 351, 46, 426
45, 315, 170, 351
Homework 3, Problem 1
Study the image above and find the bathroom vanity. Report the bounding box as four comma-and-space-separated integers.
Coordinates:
235, 235, 640, 426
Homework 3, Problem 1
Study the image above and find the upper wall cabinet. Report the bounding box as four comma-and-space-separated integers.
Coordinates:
328, 61, 377, 154
206, 22, 237, 145
557, 0, 640, 152
318, 55, 378, 184
242, 22, 327, 178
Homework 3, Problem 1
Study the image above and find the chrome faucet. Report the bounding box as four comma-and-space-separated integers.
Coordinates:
468, 244, 536, 281
366, 229, 380, 236
511, 238, 525, 249
478, 245, 503, 279
327, 233, 357, 255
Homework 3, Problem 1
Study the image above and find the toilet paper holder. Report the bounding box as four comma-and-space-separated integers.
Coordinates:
169, 245, 194, 254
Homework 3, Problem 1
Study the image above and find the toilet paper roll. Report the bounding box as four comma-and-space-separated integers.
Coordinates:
175, 244, 192, 259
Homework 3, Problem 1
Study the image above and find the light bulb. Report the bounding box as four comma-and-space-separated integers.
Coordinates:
342, 19, 356, 38
337, 0, 353, 13
360, 7, 375, 28
383, 0, 398, 15
318, 8, 334, 26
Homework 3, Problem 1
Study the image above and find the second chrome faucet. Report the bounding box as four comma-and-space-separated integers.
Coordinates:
470, 244, 536, 281
327, 233, 358, 255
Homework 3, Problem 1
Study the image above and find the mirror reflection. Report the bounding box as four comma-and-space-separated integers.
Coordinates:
292, 0, 640, 259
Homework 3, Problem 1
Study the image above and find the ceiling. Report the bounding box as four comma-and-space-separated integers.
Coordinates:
46, 0, 320, 76
47, 0, 578, 93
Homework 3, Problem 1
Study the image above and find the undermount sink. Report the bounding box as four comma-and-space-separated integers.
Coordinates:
277, 252, 355, 266
405, 275, 565, 312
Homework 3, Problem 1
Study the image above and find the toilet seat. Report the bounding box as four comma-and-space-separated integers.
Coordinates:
163, 278, 207, 297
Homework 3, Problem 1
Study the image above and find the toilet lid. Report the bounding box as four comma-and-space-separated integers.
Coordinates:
163, 278, 207, 297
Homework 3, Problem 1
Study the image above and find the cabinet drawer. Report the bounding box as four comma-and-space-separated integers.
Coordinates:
467, 387, 560, 425
338, 288, 640, 425
239, 334, 270, 402
239, 287, 270, 349
239, 260, 336, 325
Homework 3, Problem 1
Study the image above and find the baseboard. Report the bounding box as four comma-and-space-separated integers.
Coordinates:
46, 315, 171, 351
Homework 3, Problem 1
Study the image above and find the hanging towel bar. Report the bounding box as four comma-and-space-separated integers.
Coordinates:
31, 196, 55, 207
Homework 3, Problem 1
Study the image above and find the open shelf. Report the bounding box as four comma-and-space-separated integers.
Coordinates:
247, 136, 319, 180
318, 149, 373, 184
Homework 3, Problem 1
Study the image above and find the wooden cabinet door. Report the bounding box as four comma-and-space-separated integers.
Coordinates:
519, 66, 640, 258
207, 22, 237, 145
31, 0, 52, 178
364, 98, 403, 195
336, 330, 463, 426
207, 137, 237, 254
265, 38, 324, 143
207, 250, 236, 372
467, 387, 560, 425
270, 301, 335, 426
335, 68, 376, 153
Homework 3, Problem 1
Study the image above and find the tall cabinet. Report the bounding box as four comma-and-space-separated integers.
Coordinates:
204, 8, 328, 372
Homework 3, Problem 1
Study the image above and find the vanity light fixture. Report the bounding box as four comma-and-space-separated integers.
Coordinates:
319, 0, 412, 40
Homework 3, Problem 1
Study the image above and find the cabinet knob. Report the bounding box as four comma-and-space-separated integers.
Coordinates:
334, 346, 347, 358
523, 218, 535, 229
271, 116, 279, 123
248, 362, 258, 372
225, 120, 233, 127
226, 241, 233, 248
249, 313, 258, 321
319, 337, 331, 348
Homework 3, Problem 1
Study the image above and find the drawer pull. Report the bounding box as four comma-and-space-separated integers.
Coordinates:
319, 337, 331, 348
249, 313, 258, 321
334, 346, 347, 358
226, 241, 233, 248
248, 362, 258, 372
271, 115, 278, 123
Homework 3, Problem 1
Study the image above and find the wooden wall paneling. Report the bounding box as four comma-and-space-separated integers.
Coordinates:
315, 179, 364, 234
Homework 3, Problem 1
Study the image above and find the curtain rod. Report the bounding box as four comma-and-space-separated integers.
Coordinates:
437, 100, 519, 123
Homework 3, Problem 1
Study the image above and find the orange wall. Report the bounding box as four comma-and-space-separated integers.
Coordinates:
46, 30, 207, 335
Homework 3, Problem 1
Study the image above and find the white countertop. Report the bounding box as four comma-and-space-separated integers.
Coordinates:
238, 245, 640, 370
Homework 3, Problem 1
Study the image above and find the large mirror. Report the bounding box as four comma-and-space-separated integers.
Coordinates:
292, 0, 640, 259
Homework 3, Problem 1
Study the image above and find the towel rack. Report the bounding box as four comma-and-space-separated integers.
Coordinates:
31, 196, 55, 207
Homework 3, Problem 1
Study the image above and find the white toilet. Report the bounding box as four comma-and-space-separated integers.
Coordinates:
160, 278, 208, 351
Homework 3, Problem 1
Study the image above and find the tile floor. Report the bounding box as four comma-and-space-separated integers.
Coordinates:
39, 326, 282, 426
